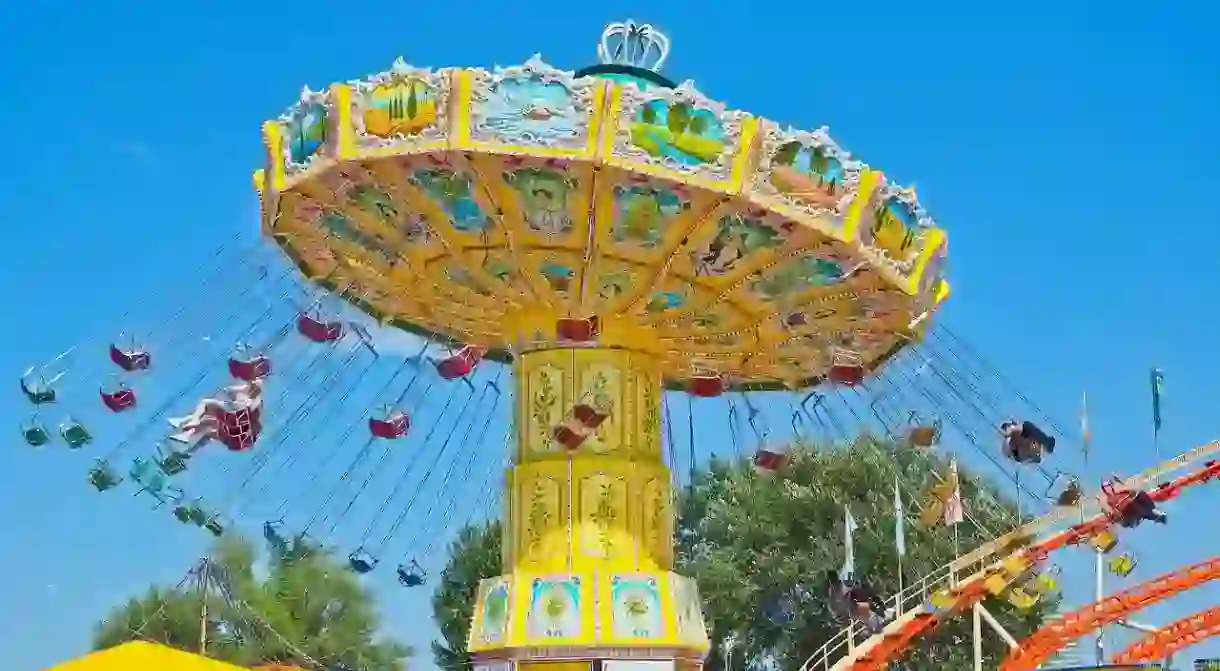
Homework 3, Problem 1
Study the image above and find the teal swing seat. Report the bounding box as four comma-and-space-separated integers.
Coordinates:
203, 515, 226, 537
20, 368, 61, 405
156, 444, 190, 475
130, 458, 182, 506
22, 418, 50, 447
173, 500, 209, 525
59, 418, 92, 449
88, 461, 122, 491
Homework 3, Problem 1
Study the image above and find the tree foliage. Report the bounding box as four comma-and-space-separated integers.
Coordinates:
431, 438, 1054, 671
430, 521, 504, 671
680, 438, 1050, 670
94, 536, 410, 670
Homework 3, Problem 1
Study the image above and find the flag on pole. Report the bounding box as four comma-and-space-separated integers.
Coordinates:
841, 508, 858, 579
1151, 368, 1164, 433
1080, 391, 1092, 460
894, 478, 906, 557
943, 460, 964, 526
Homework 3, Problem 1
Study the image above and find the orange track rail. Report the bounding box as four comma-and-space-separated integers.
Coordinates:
843, 457, 1220, 671
1000, 557, 1220, 670
1112, 605, 1220, 664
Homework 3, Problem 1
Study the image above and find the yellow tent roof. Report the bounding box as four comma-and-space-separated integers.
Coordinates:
46, 641, 250, 671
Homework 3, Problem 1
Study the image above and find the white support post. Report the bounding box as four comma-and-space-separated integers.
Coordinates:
1096, 549, 1106, 665
976, 603, 1021, 650
973, 602, 983, 671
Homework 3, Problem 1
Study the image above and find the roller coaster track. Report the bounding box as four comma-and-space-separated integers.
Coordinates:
1112, 604, 1220, 664
1001, 556, 1220, 670
797, 439, 1220, 671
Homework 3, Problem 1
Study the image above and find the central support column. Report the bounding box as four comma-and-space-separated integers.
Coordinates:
467, 346, 709, 671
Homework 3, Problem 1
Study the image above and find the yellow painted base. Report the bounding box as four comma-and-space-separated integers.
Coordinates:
468, 347, 708, 663
467, 569, 709, 658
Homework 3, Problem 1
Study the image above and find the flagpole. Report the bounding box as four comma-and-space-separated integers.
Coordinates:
897, 551, 904, 598
1151, 368, 1164, 484
894, 478, 905, 599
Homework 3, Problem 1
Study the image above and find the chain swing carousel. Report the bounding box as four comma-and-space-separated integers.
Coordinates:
253, 18, 947, 671
21, 16, 1220, 671
37, 17, 1207, 671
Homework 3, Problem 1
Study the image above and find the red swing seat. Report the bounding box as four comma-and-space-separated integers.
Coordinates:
228, 355, 272, 382
369, 411, 410, 439
297, 314, 343, 343
553, 424, 587, 450
754, 448, 790, 473
214, 405, 262, 451
109, 344, 151, 372
687, 374, 727, 398
436, 346, 485, 380
557, 316, 600, 342
100, 385, 137, 413
572, 403, 608, 429
827, 348, 866, 386
1100, 478, 1144, 521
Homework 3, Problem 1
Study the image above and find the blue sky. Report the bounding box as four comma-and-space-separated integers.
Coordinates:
2, 1, 1219, 670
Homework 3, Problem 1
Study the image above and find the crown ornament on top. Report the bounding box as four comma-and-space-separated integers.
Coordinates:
598, 20, 670, 72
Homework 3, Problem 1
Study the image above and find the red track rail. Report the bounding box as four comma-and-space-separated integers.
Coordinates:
841, 458, 1220, 671
1001, 556, 1220, 670
1113, 605, 1220, 664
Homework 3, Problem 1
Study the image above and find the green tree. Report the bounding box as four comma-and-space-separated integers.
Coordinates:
772, 141, 801, 167
430, 521, 503, 671
667, 102, 691, 135
94, 536, 411, 670
431, 438, 1051, 671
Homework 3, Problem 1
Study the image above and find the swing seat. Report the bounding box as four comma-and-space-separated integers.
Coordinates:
20, 377, 57, 405
828, 364, 865, 386
552, 424, 587, 450
436, 346, 485, 380
984, 572, 1009, 596
1028, 572, 1058, 596
369, 412, 410, 439
907, 424, 940, 448
556, 316, 600, 342
203, 517, 226, 537
1108, 554, 1136, 577
687, 374, 727, 398
109, 344, 151, 372
1091, 529, 1118, 553
59, 419, 92, 449
918, 499, 945, 528
218, 406, 262, 451
174, 502, 209, 525
158, 451, 190, 475
22, 421, 50, 447
297, 314, 343, 343
1006, 586, 1040, 611
573, 403, 608, 429
753, 448, 789, 473
101, 386, 137, 412
1054, 480, 1082, 506
228, 355, 272, 381
928, 589, 957, 611
396, 563, 426, 587
348, 551, 378, 574
264, 521, 289, 548
1002, 555, 1032, 577
88, 462, 121, 491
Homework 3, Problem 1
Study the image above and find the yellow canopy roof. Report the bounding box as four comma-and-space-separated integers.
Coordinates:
46, 641, 250, 670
